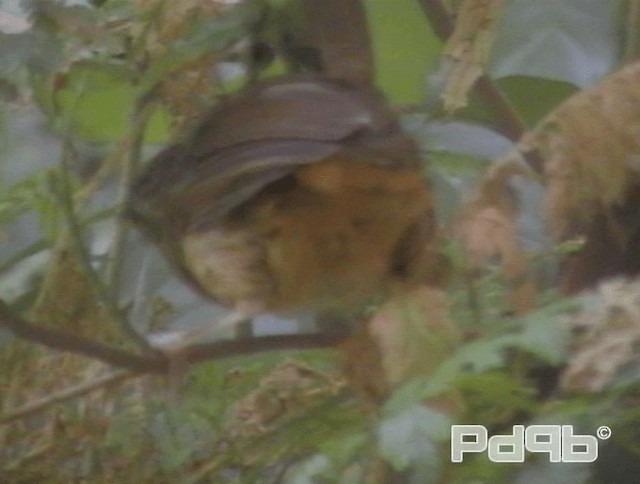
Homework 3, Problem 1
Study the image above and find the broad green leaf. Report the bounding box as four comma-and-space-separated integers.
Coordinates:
54, 62, 171, 142
365, 0, 442, 104
411, 119, 514, 160
495, 75, 579, 126
490, 0, 624, 87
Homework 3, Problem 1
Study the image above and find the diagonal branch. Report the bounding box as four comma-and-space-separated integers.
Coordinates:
0, 301, 164, 371
56, 141, 156, 354
0, 370, 137, 425
418, 0, 455, 38
0, 301, 343, 372
417, 0, 543, 173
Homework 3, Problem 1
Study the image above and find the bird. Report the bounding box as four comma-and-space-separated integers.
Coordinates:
125, 0, 446, 351
125, 0, 439, 350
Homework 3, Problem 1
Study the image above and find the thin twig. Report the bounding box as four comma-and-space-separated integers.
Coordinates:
183, 333, 344, 365
75, 134, 139, 201
0, 371, 138, 425
2, 441, 53, 472
49, 70, 155, 354
56, 142, 155, 354
106, 99, 156, 290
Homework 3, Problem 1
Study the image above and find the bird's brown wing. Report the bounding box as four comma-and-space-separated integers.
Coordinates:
127, 76, 407, 236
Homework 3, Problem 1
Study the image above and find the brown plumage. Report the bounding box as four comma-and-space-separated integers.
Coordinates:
127, 75, 437, 327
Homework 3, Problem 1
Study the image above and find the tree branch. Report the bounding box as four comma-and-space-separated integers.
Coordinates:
0, 301, 164, 371
0, 301, 343, 373
183, 333, 344, 365
0, 370, 137, 425
106, 98, 155, 290
418, 0, 454, 38
417, 0, 543, 173
56, 141, 155, 354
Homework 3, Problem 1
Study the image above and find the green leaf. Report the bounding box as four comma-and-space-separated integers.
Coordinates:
365, 0, 442, 104
515, 304, 574, 365
0, 169, 63, 239
54, 61, 171, 142
456, 371, 537, 419
495, 76, 579, 126
386, 299, 577, 414
377, 404, 450, 482
427, 150, 492, 175
490, 0, 624, 87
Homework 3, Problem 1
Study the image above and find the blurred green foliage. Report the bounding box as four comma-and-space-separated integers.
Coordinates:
0, 0, 639, 482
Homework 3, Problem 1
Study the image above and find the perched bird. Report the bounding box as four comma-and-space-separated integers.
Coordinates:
126, 0, 439, 348
127, 75, 437, 339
